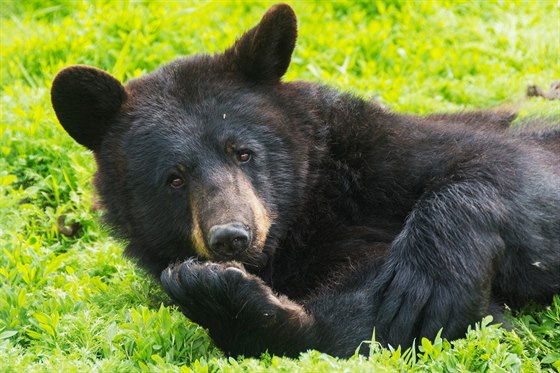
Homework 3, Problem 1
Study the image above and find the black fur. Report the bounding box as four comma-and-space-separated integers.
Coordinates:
51, 4, 560, 358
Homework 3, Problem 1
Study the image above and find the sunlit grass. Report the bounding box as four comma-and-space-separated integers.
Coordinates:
1, 1, 559, 371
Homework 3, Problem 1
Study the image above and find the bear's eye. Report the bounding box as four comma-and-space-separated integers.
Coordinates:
168, 176, 185, 188
236, 150, 252, 163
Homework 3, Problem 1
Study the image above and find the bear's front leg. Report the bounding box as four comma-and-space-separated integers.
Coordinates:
161, 259, 315, 357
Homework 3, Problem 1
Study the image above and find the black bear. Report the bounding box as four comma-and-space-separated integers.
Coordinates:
51, 4, 560, 358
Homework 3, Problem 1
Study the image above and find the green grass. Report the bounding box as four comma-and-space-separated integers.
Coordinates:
1, 1, 559, 371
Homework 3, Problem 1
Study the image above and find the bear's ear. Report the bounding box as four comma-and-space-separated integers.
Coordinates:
227, 3, 297, 83
51, 65, 126, 151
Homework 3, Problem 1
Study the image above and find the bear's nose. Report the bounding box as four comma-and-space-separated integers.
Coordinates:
208, 223, 252, 255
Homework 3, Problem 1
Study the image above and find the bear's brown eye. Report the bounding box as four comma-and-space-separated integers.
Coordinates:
169, 177, 184, 188
236, 150, 252, 163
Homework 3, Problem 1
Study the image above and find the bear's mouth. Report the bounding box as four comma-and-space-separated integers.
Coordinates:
205, 242, 268, 267
210, 247, 257, 262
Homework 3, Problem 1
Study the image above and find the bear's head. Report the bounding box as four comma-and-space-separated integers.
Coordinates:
51, 4, 316, 275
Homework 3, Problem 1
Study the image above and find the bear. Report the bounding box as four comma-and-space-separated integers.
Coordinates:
51, 4, 560, 358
